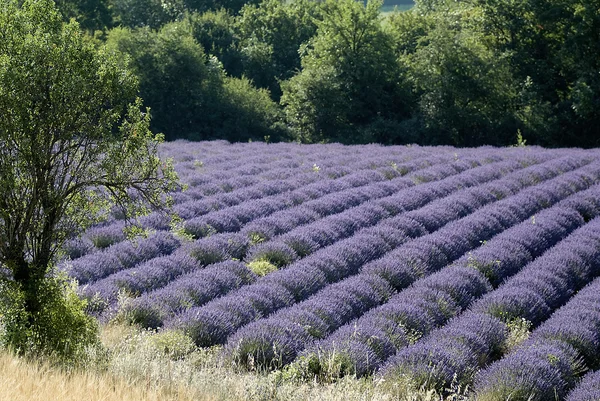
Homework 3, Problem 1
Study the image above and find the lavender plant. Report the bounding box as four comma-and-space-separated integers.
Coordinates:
566, 370, 600, 401
381, 217, 600, 393
55, 141, 600, 388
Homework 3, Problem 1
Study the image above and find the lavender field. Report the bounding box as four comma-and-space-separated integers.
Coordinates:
64, 141, 600, 400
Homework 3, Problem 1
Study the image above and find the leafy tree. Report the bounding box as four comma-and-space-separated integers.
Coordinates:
463, 0, 600, 147
281, 0, 411, 144
55, 0, 113, 33
217, 76, 289, 142
187, 9, 244, 76
184, 0, 260, 14
107, 19, 284, 141
0, 0, 178, 359
110, 0, 185, 29
235, 0, 322, 99
385, 7, 435, 56
400, 6, 520, 146
106, 22, 221, 140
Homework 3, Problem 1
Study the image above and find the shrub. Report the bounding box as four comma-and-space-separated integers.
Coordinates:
0, 271, 100, 364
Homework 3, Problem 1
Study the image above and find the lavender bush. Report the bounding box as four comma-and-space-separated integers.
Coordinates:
59, 141, 600, 396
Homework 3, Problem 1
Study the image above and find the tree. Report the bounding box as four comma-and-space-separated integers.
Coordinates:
110, 0, 185, 29
0, 0, 178, 359
55, 0, 114, 33
235, 0, 322, 100
217, 75, 288, 142
107, 19, 285, 142
188, 10, 243, 76
461, 0, 600, 147
106, 22, 220, 140
184, 0, 260, 14
281, 0, 411, 144
401, 7, 520, 146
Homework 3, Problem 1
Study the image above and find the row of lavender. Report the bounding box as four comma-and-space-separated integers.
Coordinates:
160, 155, 598, 342
222, 164, 600, 371
85, 151, 536, 318
73, 145, 545, 314
64, 142, 600, 400
474, 272, 600, 400
377, 215, 600, 394
65, 142, 494, 260
65, 141, 422, 254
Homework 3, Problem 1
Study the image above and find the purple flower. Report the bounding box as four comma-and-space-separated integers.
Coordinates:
121, 260, 255, 328
61, 236, 95, 260
383, 338, 478, 390
262, 264, 329, 301
419, 266, 491, 308
457, 238, 532, 285
85, 221, 127, 249
566, 370, 600, 401
242, 207, 320, 241
184, 214, 242, 238
226, 273, 395, 369
474, 340, 582, 401
382, 312, 507, 389
225, 319, 319, 371
473, 286, 551, 325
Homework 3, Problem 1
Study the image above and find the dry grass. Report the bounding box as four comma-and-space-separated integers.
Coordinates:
0, 352, 196, 401
0, 323, 456, 401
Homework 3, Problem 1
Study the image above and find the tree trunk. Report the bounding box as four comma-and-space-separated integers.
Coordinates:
10, 255, 45, 330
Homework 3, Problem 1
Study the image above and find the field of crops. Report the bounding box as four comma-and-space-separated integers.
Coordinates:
64, 141, 600, 400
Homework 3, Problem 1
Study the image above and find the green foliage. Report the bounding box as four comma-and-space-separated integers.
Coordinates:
55, 0, 113, 33
112, 0, 259, 29
32, 0, 600, 148
235, 0, 322, 99
107, 19, 285, 142
184, 0, 261, 14
465, 253, 501, 284
106, 22, 219, 141
219, 75, 289, 142
249, 246, 294, 269
248, 232, 268, 245
170, 215, 196, 242
284, 352, 361, 384
0, 0, 178, 359
0, 272, 100, 364
148, 329, 196, 359
386, 10, 435, 56
514, 130, 527, 147
281, 64, 348, 143
247, 260, 278, 276
401, 5, 521, 146
110, 0, 185, 29
188, 10, 243, 75
468, 0, 600, 147
502, 317, 531, 354
281, 0, 412, 144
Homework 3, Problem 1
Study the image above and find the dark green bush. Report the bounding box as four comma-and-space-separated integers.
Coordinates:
0, 272, 100, 364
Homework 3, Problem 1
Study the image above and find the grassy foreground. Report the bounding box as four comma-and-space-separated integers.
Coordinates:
0, 324, 450, 401
0, 351, 190, 401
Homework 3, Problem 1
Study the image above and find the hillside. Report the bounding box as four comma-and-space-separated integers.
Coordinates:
61, 141, 600, 400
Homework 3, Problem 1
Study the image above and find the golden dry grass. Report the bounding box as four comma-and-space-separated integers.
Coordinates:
0, 349, 395, 401
0, 324, 452, 401
0, 351, 199, 401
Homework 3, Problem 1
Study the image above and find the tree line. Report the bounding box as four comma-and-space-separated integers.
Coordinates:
58, 0, 599, 147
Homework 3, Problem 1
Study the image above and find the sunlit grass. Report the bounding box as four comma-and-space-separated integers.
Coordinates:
0, 323, 454, 401
0, 350, 195, 401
